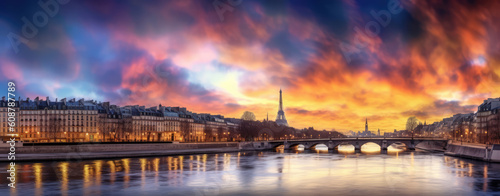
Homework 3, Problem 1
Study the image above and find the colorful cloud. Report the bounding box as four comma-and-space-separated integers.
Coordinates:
0, 0, 499, 132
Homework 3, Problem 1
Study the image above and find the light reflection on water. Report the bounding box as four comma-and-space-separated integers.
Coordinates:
1, 150, 500, 196
337, 144, 355, 154
292, 144, 305, 151
360, 142, 381, 154
387, 143, 406, 154
313, 144, 329, 153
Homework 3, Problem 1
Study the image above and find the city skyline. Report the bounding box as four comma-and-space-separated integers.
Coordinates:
7, 93, 497, 135
1, 0, 499, 132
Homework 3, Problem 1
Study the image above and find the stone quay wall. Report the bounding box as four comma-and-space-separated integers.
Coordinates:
2, 142, 238, 154
444, 144, 500, 162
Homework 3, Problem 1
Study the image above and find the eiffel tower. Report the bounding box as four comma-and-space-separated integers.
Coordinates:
275, 88, 289, 126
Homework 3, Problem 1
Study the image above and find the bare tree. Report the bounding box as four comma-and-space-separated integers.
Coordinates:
180, 120, 191, 142
98, 115, 114, 142
217, 126, 224, 141
145, 125, 152, 142
241, 111, 256, 121
239, 120, 258, 141
490, 112, 500, 144
109, 120, 119, 142
140, 124, 147, 142
406, 116, 419, 139
154, 124, 159, 141
114, 119, 125, 142
204, 124, 213, 142
228, 126, 237, 141
47, 114, 63, 142
123, 118, 133, 141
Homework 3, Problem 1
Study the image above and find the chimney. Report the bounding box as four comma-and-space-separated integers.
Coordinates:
1, 96, 5, 101
103, 102, 110, 109
61, 98, 66, 105
55, 98, 58, 102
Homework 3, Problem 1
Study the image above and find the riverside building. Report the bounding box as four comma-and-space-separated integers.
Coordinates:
0, 97, 240, 143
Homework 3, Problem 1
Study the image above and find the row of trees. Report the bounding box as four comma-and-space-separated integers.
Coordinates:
98, 117, 134, 142
239, 111, 345, 141
179, 120, 240, 142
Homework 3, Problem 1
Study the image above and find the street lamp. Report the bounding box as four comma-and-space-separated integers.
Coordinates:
485, 131, 488, 145
461, 134, 463, 145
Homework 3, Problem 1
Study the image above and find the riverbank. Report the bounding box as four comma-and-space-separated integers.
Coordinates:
0, 142, 241, 162
415, 140, 449, 152
444, 142, 500, 162
5, 141, 500, 163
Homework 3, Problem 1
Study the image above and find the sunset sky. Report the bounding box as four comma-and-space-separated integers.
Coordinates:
1, 0, 499, 132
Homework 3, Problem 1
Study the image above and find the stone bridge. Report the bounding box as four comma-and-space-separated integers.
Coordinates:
255, 138, 449, 150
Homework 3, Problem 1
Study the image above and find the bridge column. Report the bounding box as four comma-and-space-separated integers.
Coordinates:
408, 140, 415, 150
328, 141, 334, 149
284, 141, 289, 149
381, 140, 388, 150
354, 142, 360, 150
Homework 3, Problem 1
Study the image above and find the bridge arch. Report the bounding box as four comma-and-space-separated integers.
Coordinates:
360, 142, 382, 153
272, 144, 285, 149
388, 141, 407, 147
387, 140, 411, 148
288, 143, 305, 150
333, 142, 355, 149
304, 142, 329, 149
309, 143, 329, 150
334, 142, 356, 153
387, 142, 407, 152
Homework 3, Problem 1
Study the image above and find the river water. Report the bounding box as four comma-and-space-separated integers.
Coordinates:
1, 146, 500, 196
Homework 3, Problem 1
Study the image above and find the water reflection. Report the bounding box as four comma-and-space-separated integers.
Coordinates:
387, 143, 407, 154
33, 163, 42, 196
58, 162, 68, 196
313, 144, 329, 153
1, 150, 500, 195
337, 144, 355, 154
291, 144, 304, 151
360, 142, 381, 154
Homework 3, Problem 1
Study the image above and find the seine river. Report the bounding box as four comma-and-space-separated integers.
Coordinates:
1, 145, 500, 196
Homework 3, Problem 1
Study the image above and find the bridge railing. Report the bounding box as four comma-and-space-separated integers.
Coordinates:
266, 137, 448, 142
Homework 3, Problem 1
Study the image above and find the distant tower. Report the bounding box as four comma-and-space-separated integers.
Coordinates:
276, 88, 289, 126
365, 118, 368, 132
378, 128, 380, 136
267, 112, 269, 121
